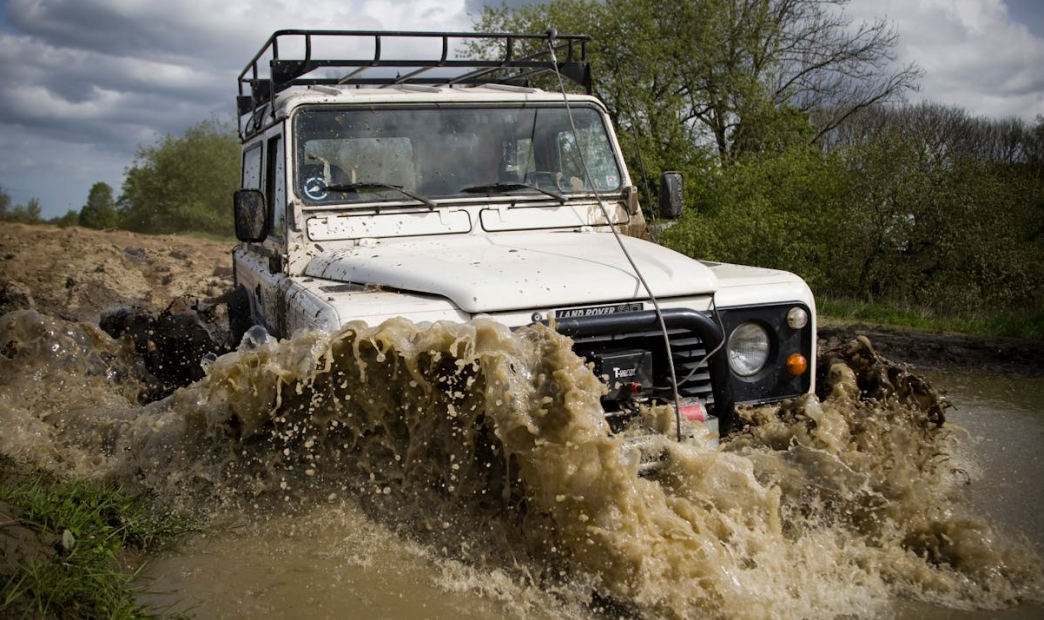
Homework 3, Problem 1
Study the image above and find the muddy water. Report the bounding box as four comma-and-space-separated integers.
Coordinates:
922, 369, 1044, 548
892, 368, 1044, 620
1, 309, 1042, 620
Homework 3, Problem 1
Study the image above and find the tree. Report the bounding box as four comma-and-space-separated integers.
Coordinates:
118, 118, 239, 235
54, 210, 80, 228
474, 0, 920, 165
660, 143, 847, 291
23, 198, 42, 223
0, 184, 10, 220
823, 102, 1044, 315
79, 182, 120, 229
2, 197, 44, 224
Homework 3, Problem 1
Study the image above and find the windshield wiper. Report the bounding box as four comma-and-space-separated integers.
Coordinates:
459, 182, 566, 204
325, 182, 437, 208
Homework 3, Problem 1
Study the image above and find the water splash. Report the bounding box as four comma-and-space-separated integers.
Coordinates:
1, 310, 1041, 619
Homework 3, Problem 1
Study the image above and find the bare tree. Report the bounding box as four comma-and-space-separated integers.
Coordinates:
475, 0, 921, 163
655, 0, 922, 160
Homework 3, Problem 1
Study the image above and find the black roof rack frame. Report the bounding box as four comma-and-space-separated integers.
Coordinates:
237, 30, 592, 122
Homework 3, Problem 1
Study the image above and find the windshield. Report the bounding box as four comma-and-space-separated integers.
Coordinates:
294, 104, 622, 205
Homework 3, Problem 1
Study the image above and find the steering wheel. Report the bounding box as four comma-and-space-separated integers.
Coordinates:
303, 176, 329, 200
525, 171, 567, 192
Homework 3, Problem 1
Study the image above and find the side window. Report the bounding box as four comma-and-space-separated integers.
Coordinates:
242, 144, 262, 189
266, 135, 285, 239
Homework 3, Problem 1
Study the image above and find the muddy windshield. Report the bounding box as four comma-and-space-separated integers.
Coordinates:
293, 104, 622, 204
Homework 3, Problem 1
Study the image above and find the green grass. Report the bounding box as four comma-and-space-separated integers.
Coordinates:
0, 454, 197, 619
817, 297, 1044, 340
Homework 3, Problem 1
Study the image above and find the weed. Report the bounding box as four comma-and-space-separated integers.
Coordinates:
0, 457, 197, 619
817, 297, 1044, 340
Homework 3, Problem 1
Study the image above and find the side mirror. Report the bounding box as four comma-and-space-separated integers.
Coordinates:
659, 171, 684, 220
233, 189, 269, 242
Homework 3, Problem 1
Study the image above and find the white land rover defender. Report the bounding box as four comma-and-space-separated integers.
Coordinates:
230, 30, 816, 440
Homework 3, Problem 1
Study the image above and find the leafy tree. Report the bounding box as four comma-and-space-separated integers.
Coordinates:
3, 197, 44, 224
54, 209, 80, 228
118, 118, 239, 235
660, 144, 847, 290
823, 102, 1044, 316
79, 182, 120, 229
23, 198, 43, 223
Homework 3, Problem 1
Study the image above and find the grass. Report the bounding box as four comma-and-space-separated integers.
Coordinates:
817, 297, 1044, 341
0, 454, 197, 619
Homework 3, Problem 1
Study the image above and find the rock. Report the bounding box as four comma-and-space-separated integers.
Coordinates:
0, 280, 35, 315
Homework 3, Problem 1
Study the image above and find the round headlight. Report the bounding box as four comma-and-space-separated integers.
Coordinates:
727, 322, 771, 377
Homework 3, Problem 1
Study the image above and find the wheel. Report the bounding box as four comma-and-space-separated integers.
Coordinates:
227, 285, 254, 347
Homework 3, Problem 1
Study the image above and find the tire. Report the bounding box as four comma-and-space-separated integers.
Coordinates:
227, 285, 254, 347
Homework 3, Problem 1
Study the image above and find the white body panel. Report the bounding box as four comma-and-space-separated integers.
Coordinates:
303, 231, 719, 314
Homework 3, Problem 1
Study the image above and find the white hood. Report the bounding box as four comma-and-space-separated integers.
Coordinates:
304, 232, 718, 314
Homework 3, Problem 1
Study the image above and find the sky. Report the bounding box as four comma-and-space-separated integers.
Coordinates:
1, 0, 1042, 220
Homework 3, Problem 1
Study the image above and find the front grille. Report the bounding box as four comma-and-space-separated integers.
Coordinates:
548, 307, 733, 429
569, 327, 715, 404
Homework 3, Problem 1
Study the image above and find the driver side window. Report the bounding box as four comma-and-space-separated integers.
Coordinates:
266, 135, 285, 239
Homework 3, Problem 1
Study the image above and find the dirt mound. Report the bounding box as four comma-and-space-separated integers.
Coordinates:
0, 223, 233, 321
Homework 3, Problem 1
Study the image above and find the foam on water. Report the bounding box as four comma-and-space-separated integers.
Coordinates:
1, 309, 1041, 619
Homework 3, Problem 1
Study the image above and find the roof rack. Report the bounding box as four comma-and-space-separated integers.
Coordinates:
237, 30, 592, 118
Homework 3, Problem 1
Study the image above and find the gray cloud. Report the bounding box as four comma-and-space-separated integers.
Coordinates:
0, 0, 472, 216
465, 0, 544, 17
845, 0, 1044, 119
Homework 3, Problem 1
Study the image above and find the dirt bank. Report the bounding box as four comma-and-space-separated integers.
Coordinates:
2, 222, 1040, 377
0, 222, 233, 321
818, 321, 1043, 378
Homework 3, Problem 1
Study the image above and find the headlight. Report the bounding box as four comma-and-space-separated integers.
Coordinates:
727, 322, 771, 376
786, 306, 809, 329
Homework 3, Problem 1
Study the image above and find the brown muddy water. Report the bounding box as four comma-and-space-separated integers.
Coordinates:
1, 309, 1042, 620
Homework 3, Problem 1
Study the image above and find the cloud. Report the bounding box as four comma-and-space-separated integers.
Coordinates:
846, 0, 1044, 118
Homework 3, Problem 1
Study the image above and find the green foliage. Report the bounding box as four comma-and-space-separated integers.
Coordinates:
54, 209, 80, 228
79, 181, 121, 230
0, 190, 44, 224
664, 104, 1044, 329
660, 144, 846, 291
118, 118, 239, 235
0, 184, 59, 226
825, 104, 1044, 316
0, 457, 196, 619
1, 195, 44, 224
